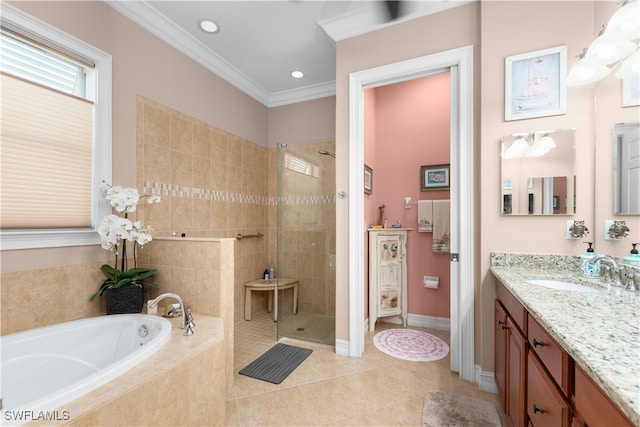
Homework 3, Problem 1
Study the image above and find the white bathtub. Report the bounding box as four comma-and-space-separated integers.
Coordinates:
1, 314, 171, 422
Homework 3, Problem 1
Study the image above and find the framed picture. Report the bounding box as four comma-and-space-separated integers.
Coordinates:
505, 46, 567, 121
421, 164, 450, 191
364, 164, 373, 195
622, 74, 640, 107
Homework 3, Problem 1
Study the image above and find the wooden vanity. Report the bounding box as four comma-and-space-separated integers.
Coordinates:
493, 272, 637, 427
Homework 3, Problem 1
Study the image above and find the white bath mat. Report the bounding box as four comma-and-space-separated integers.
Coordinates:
373, 328, 449, 362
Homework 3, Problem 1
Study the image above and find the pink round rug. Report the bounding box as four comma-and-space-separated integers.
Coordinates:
373, 329, 449, 362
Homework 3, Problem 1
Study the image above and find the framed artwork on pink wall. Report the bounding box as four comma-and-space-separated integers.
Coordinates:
505, 45, 567, 121
364, 164, 373, 194
421, 164, 450, 191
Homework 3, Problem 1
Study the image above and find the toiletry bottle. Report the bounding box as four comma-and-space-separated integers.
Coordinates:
264, 269, 269, 280
580, 242, 600, 277
624, 243, 640, 266
269, 263, 275, 280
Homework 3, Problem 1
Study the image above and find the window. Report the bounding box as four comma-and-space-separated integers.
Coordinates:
0, 4, 112, 250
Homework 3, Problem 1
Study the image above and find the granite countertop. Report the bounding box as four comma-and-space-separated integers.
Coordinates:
490, 265, 640, 426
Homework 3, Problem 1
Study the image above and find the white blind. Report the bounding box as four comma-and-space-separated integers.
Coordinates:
1, 72, 94, 228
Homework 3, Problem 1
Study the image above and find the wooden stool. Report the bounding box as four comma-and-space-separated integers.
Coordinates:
244, 278, 299, 321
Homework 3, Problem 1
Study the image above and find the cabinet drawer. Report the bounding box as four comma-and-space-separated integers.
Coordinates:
527, 314, 570, 394
496, 279, 526, 333
572, 363, 633, 427
527, 351, 571, 427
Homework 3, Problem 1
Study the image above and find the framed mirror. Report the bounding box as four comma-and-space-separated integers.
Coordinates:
501, 129, 576, 215
613, 122, 640, 215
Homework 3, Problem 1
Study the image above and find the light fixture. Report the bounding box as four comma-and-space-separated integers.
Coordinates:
583, 38, 637, 66
600, 0, 640, 42
567, 50, 613, 86
290, 70, 305, 79
503, 136, 529, 159
503, 133, 557, 159
199, 19, 219, 33
615, 48, 640, 78
567, 0, 639, 86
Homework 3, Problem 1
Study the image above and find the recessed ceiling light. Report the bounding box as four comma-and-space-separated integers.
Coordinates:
199, 19, 219, 33
290, 70, 305, 79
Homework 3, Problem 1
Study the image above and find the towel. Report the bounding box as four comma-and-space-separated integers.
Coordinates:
432, 200, 450, 253
418, 200, 433, 232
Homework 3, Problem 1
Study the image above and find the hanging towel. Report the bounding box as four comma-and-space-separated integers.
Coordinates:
432, 200, 450, 253
418, 200, 433, 232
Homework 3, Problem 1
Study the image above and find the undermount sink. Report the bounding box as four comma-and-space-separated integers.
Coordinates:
526, 279, 600, 293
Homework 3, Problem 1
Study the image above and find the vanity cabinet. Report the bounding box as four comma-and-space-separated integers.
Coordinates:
495, 278, 634, 427
572, 364, 633, 427
368, 229, 409, 332
495, 292, 527, 427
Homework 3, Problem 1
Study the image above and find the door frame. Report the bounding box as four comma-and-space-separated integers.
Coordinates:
347, 45, 475, 382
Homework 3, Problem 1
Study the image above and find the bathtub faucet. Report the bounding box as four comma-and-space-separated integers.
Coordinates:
148, 293, 194, 336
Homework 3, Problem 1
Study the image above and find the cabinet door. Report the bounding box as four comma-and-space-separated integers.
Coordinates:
527, 351, 571, 427
375, 234, 403, 316
495, 300, 508, 408
572, 363, 633, 427
506, 317, 527, 427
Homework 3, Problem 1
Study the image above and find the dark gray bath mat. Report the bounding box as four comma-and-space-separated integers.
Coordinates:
239, 343, 312, 384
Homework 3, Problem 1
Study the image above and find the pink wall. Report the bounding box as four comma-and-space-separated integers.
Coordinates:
366, 74, 451, 318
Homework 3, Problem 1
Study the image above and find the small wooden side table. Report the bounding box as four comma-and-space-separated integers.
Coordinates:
244, 278, 299, 321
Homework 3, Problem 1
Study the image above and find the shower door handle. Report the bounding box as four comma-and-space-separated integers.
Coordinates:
338, 191, 347, 199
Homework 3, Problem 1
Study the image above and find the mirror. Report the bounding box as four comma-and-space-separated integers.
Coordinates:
501, 129, 576, 215
613, 122, 640, 215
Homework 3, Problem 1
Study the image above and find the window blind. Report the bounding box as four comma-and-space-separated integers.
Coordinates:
0, 72, 94, 229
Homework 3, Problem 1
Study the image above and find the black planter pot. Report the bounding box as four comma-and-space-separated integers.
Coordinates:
106, 285, 144, 314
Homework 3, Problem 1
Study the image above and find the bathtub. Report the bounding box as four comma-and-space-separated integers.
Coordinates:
1, 314, 171, 423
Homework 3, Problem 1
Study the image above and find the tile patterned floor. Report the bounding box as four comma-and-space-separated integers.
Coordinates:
228, 314, 506, 426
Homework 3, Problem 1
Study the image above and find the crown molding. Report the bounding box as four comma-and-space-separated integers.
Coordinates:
105, 0, 335, 107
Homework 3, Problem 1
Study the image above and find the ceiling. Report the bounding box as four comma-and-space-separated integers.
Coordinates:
105, 1, 474, 107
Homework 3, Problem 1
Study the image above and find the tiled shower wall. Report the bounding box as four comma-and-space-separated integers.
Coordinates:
136, 96, 336, 323
136, 96, 270, 323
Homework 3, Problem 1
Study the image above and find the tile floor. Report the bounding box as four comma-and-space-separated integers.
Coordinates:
227, 312, 506, 426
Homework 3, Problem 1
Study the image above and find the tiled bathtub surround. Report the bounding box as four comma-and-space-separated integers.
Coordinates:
490, 252, 640, 425
0, 261, 106, 336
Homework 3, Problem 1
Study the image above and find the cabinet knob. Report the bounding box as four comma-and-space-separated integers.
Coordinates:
533, 338, 545, 347
532, 404, 544, 414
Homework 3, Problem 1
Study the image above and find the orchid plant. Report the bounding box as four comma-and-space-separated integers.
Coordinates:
90, 182, 161, 301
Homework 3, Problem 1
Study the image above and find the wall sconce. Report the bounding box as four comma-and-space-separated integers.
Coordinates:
568, 220, 589, 239
404, 197, 412, 208
567, 0, 640, 86
608, 220, 630, 239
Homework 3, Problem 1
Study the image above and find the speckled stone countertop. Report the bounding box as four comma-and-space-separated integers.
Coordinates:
490, 253, 640, 426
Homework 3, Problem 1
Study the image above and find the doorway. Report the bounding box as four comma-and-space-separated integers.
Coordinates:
347, 46, 475, 382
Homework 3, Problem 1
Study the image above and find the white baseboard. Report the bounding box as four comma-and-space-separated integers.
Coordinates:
335, 338, 350, 356
476, 365, 498, 393
374, 313, 451, 331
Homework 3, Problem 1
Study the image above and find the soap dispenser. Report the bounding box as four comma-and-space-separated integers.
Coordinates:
580, 242, 600, 277
624, 243, 640, 266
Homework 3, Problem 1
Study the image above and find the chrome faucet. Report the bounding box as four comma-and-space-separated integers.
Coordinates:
148, 293, 194, 335
589, 255, 624, 288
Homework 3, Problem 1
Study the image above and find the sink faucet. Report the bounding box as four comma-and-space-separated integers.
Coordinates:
589, 255, 623, 288
148, 293, 195, 335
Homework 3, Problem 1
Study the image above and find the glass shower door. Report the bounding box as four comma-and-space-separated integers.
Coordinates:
276, 142, 336, 346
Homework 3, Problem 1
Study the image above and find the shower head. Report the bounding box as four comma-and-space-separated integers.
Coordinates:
318, 150, 336, 159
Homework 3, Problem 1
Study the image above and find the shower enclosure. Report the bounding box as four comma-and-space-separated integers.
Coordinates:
276, 142, 336, 346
